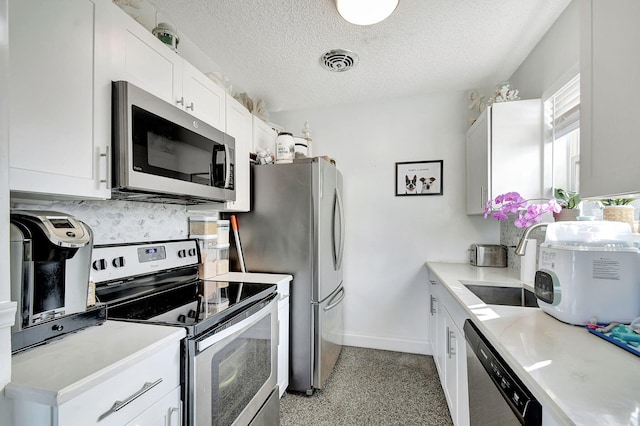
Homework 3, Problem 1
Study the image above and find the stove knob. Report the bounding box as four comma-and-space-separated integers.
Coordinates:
52, 324, 64, 332
112, 256, 125, 268
187, 309, 197, 318
177, 314, 186, 323
188, 248, 197, 257
178, 249, 187, 258
92, 259, 107, 271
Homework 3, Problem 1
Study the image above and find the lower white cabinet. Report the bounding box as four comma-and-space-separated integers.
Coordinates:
428, 273, 469, 426
429, 279, 442, 376
441, 305, 468, 426
277, 280, 291, 397
125, 386, 181, 426
6, 322, 184, 426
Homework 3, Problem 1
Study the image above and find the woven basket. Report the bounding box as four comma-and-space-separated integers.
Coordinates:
602, 206, 635, 231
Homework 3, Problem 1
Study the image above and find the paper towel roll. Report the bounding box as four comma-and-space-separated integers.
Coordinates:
519, 239, 537, 284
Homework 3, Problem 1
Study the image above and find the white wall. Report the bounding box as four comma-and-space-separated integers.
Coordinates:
509, 0, 580, 99
1, 0, 16, 402
272, 92, 499, 354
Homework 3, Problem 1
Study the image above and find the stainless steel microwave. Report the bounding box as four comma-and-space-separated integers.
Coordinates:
111, 80, 235, 204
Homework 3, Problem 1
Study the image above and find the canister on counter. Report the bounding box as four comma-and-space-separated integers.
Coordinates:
189, 215, 219, 236
216, 243, 230, 275
194, 235, 219, 279
217, 220, 230, 245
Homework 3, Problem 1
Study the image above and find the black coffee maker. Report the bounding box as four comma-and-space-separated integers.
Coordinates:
10, 210, 103, 351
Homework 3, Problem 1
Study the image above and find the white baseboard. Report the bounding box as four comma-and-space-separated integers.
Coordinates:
342, 332, 433, 356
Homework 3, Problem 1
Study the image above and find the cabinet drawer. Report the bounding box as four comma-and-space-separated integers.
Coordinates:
57, 343, 181, 426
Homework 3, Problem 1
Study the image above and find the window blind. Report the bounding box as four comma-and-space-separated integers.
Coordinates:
547, 74, 580, 139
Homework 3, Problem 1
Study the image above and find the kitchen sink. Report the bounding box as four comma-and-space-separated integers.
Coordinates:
463, 284, 539, 307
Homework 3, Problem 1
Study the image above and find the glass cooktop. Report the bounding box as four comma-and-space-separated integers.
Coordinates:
103, 279, 276, 336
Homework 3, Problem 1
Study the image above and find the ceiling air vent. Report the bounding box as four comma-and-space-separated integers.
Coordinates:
320, 49, 359, 72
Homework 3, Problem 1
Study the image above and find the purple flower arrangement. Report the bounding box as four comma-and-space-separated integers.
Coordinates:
484, 191, 562, 228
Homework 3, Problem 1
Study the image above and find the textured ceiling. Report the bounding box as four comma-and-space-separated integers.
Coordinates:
144, 0, 572, 113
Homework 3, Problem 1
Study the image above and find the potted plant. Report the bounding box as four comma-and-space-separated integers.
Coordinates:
553, 188, 581, 221
601, 198, 635, 231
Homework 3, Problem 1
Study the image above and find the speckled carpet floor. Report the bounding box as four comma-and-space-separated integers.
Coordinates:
279, 346, 453, 426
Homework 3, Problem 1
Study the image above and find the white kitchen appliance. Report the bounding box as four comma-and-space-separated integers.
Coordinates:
534, 221, 640, 325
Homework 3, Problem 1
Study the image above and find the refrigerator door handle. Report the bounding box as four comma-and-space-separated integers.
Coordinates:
333, 187, 345, 270
323, 286, 345, 312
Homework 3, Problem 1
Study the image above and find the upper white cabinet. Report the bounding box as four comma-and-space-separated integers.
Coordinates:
465, 99, 542, 215
8, 0, 112, 200
225, 94, 253, 212
110, 6, 225, 130
182, 61, 226, 130
253, 116, 278, 156
580, 0, 640, 197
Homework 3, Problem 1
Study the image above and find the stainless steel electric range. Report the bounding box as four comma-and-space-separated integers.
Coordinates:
92, 239, 279, 426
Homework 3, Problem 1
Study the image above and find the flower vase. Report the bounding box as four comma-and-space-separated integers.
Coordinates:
553, 208, 579, 222
603, 206, 635, 232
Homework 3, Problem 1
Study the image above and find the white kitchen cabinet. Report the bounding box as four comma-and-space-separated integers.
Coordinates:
441, 305, 468, 426
579, 0, 640, 197
8, 0, 112, 200
225, 94, 253, 212
277, 282, 290, 397
428, 272, 469, 426
125, 386, 181, 426
253, 116, 278, 156
6, 322, 184, 426
182, 61, 226, 130
110, 5, 225, 130
429, 279, 442, 377
465, 100, 542, 215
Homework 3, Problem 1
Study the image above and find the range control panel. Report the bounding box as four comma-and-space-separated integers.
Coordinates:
91, 239, 200, 284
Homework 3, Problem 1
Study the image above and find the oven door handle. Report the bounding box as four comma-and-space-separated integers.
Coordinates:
197, 298, 275, 352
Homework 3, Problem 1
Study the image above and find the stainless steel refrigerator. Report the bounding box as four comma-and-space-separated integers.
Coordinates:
234, 157, 345, 395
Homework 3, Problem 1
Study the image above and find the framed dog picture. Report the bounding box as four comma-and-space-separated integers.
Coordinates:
395, 160, 443, 196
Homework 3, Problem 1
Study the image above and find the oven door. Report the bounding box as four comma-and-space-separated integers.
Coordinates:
190, 296, 278, 426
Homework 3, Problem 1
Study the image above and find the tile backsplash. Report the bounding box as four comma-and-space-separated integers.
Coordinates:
12, 200, 190, 245
500, 215, 547, 270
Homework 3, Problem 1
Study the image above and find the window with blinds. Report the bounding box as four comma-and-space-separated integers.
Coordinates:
545, 74, 580, 194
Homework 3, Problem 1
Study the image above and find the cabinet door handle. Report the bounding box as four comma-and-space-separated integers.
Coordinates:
186, 102, 194, 111
429, 279, 436, 285
167, 404, 181, 426
99, 146, 111, 189
430, 295, 437, 315
448, 329, 456, 358
176, 97, 184, 106
97, 378, 163, 422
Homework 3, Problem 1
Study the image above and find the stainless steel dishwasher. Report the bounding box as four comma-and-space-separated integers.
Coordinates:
464, 320, 542, 425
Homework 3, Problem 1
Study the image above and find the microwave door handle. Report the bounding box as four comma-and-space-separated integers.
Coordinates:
224, 145, 232, 188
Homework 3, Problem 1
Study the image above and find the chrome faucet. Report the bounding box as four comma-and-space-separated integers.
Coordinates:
515, 223, 548, 256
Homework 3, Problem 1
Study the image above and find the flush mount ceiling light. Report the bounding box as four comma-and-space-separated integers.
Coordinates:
336, 0, 399, 26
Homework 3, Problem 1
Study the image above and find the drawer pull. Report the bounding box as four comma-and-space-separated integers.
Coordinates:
98, 378, 163, 421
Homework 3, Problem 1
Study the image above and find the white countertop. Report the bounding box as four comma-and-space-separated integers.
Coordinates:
6, 321, 185, 406
211, 271, 292, 297
426, 262, 640, 426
